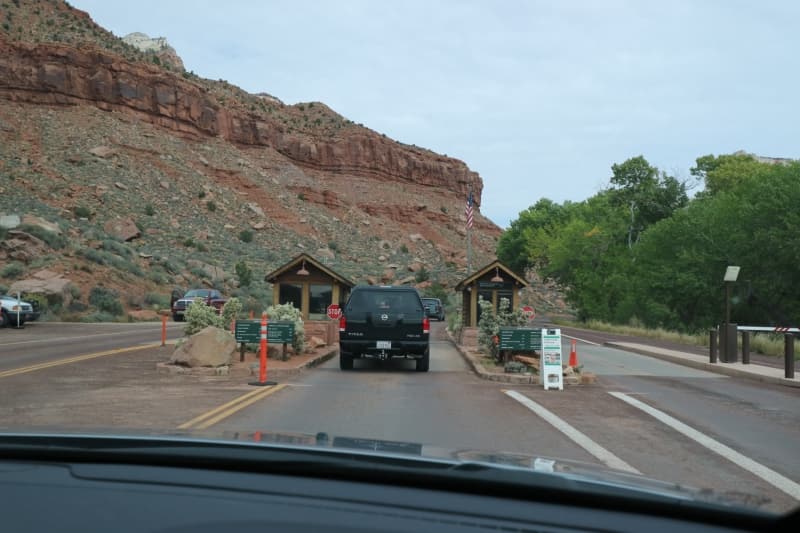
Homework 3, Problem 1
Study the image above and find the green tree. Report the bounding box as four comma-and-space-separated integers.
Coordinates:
235, 261, 253, 287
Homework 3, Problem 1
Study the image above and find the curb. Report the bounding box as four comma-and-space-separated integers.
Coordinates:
157, 347, 339, 379
249, 346, 339, 379
446, 329, 538, 385
604, 342, 800, 389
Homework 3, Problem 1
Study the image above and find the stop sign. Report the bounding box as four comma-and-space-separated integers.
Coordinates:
521, 305, 535, 321
327, 304, 342, 320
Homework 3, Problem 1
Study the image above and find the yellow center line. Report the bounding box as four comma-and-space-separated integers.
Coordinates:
0, 343, 162, 379
179, 384, 288, 430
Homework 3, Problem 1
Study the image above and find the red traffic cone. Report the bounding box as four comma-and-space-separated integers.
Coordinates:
569, 339, 578, 367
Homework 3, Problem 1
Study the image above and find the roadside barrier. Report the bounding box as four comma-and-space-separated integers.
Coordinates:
161, 314, 167, 347
250, 312, 277, 386
709, 326, 796, 379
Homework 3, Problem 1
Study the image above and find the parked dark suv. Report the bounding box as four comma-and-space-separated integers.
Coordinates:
339, 286, 430, 371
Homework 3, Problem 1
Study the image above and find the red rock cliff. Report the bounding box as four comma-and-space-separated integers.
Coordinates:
0, 36, 484, 205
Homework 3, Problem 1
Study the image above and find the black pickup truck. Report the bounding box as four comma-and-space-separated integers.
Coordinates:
338, 286, 430, 372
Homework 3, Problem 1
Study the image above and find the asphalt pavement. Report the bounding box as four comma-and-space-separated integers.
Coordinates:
0, 321, 184, 372
211, 323, 799, 513
0, 320, 797, 513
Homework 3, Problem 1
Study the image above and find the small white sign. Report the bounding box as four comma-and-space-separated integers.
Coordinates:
541, 328, 563, 391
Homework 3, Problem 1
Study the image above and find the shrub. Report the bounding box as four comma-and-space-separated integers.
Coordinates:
219, 297, 242, 330
144, 204, 155, 216
88, 286, 123, 316
198, 190, 206, 199
184, 298, 221, 335
67, 283, 82, 300
265, 302, 305, 353
477, 297, 526, 358
189, 267, 210, 279
1, 261, 24, 279
73, 206, 91, 218
19, 224, 67, 249
235, 261, 252, 287
206, 200, 217, 212
414, 267, 430, 283
400, 244, 409, 254
102, 239, 132, 257
239, 230, 253, 243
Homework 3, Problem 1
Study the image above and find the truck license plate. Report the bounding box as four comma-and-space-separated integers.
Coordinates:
377, 341, 392, 349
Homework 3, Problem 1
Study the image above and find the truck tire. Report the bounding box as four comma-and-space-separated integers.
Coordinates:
339, 351, 353, 370
415, 350, 430, 372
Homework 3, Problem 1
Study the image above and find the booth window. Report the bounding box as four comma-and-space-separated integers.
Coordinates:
279, 283, 303, 311
309, 284, 332, 320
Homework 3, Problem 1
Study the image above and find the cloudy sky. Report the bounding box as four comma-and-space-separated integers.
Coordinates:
70, 0, 799, 227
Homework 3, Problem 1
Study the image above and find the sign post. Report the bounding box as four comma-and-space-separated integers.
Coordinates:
541, 328, 563, 391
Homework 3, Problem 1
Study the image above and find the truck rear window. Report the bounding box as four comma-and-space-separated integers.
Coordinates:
347, 291, 422, 313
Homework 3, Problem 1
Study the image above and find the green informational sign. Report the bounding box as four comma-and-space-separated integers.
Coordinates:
498, 327, 542, 351
267, 321, 295, 344
235, 320, 295, 344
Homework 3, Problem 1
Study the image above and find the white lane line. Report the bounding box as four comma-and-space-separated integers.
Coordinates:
609, 392, 800, 500
504, 390, 640, 474
561, 334, 601, 346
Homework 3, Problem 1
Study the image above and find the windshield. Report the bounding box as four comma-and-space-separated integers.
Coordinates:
1, 0, 797, 519
184, 290, 211, 298
347, 290, 422, 314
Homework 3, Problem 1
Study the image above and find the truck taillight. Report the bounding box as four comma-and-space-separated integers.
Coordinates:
339, 315, 346, 332
423, 317, 430, 334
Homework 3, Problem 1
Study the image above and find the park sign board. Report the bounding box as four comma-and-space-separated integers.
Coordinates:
498, 327, 542, 351
541, 328, 563, 391
235, 320, 295, 344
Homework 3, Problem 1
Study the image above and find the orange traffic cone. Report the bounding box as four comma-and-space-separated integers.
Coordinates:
569, 339, 578, 367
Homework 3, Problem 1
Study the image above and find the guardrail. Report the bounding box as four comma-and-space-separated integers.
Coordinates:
710, 325, 796, 379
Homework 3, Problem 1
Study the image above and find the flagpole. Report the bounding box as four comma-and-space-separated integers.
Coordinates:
466, 186, 473, 276
467, 225, 472, 276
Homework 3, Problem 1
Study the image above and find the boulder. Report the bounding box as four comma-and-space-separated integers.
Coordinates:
0, 214, 21, 229
89, 145, 117, 158
251, 221, 266, 230
380, 269, 395, 283
9, 270, 73, 302
0, 230, 47, 262
407, 261, 423, 273
315, 247, 335, 260
246, 203, 264, 217
395, 275, 416, 285
307, 336, 326, 350
21, 215, 61, 234
169, 326, 235, 367
365, 276, 378, 286
409, 233, 424, 242
104, 217, 140, 241
114, 181, 128, 190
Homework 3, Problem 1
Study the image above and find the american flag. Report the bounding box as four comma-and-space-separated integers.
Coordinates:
465, 191, 474, 229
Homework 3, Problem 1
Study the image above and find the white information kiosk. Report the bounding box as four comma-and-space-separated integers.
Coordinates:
541, 328, 563, 391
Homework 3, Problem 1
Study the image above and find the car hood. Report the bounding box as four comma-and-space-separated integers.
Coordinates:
0, 428, 767, 511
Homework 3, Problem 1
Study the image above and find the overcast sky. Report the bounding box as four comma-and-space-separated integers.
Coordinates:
70, 0, 799, 227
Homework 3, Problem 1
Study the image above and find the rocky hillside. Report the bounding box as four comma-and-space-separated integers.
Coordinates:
0, 0, 500, 319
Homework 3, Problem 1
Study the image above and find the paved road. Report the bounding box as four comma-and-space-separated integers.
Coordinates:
212, 323, 799, 513
0, 321, 184, 372
1, 321, 797, 513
